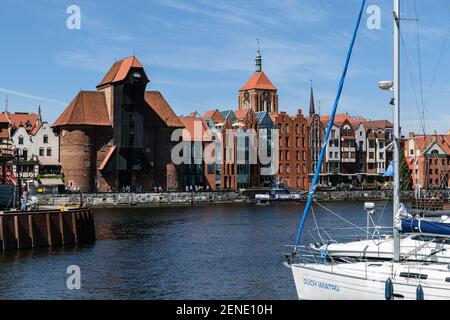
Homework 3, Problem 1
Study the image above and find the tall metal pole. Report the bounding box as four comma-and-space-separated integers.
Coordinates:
393, 0, 401, 262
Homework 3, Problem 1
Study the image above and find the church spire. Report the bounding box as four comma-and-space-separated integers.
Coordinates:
255, 39, 262, 73
309, 80, 316, 117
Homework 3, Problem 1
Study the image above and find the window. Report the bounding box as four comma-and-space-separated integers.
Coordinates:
379, 141, 384, 148
331, 130, 336, 139
286, 164, 290, 173
43, 134, 48, 144
369, 141, 375, 149
47, 148, 52, 156
22, 149, 28, 159
329, 152, 333, 159
286, 151, 289, 161
18, 136, 24, 145
84, 160, 90, 168
39, 148, 44, 156
285, 124, 289, 134
369, 152, 375, 159
379, 153, 384, 160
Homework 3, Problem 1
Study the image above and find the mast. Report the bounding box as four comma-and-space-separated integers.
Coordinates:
393, 0, 401, 262
294, 0, 367, 249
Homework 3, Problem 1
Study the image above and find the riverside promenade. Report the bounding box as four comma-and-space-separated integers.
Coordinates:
35, 190, 419, 208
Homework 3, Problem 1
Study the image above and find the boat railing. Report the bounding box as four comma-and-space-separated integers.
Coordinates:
306, 226, 393, 246
284, 245, 349, 266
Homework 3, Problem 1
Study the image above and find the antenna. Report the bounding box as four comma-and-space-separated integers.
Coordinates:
133, 48, 136, 57
5, 95, 8, 113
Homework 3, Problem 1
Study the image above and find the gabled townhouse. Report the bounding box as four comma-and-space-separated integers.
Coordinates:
406, 132, 450, 190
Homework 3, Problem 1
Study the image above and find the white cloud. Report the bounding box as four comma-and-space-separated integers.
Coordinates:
0, 88, 67, 106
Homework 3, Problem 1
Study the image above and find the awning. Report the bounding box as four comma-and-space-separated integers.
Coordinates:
40, 178, 64, 186
99, 145, 116, 171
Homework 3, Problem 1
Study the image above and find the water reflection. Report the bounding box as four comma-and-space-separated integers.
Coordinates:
0, 202, 392, 300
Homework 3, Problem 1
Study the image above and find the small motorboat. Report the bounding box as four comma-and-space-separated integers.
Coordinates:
255, 182, 302, 204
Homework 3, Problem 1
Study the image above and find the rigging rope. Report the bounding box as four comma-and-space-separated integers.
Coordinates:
294, 0, 367, 249
424, 26, 450, 111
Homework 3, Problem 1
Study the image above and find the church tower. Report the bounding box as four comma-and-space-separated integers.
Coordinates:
238, 44, 278, 114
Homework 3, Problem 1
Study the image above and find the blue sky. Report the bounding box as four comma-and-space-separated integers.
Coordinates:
1, 0, 449, 134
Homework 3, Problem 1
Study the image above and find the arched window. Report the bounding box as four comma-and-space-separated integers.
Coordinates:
43, 134, 48, 144
18, 135, 24, 145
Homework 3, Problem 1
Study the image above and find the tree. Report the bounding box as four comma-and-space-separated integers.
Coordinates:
400, 151, 411, 190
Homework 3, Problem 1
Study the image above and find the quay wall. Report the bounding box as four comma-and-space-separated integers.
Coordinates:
35, 190, 419, 208
0, 209, 95, 251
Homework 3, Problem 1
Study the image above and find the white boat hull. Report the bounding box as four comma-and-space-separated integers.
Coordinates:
291, 261, 450, 300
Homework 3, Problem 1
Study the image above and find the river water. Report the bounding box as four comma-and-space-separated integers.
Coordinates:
0, 202, 393, 300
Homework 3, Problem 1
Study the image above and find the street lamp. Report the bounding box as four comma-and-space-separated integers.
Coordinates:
378, 81, 393, 91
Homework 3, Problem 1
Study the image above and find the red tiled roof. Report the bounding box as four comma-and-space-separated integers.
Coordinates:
144, 91, 183, 128
0, 112, 9, 124
364, 120, 393, 131
203, 110, 217, 119
7, 112, 40, 132
320, 113, 352, 123
412, 135, 450, 155
0, 128, 8, 139
30, 122, 47, 136
240, 71, 277, 91
178, 117, 212, 142
52, 91, 111, 127
234, 109, 250, 122
97, 56, 144, 88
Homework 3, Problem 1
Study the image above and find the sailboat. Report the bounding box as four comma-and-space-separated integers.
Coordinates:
287, 0, 450, 300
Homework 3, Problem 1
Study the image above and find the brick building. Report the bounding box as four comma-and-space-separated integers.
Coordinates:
238, 49, 309, 190
307, 104, 394, 187
271, 111, 309, 190
52, 56, 183, 192
406, 132, 450, 190
178, 113, 215, 190
238, 48, 278, 114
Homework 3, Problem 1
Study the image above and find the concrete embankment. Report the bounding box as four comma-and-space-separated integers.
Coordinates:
36, 191, 251, 208
35, 190, 418, 208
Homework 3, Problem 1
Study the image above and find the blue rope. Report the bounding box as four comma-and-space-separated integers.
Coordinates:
295, 0, 367, 248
